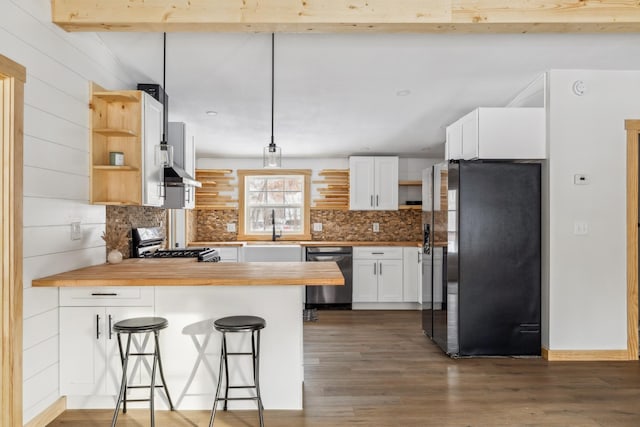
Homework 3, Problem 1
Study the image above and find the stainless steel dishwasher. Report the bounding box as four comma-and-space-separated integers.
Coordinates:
305, 246, 352, 310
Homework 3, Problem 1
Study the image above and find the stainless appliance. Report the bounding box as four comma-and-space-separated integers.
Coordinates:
305, 247, 352, 309
422, 160, 541, 357
132, 227, 220, 262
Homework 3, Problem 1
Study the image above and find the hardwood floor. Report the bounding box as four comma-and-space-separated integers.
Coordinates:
48, 310, 640, 426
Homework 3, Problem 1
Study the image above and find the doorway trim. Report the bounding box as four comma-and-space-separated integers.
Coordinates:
626, 120, 640, 360
0, 54, 25, 426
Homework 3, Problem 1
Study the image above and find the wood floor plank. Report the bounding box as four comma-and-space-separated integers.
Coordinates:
47, 310, 640, 426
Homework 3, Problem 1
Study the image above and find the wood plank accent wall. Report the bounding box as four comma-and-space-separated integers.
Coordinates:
51, 0, 640, 33
312, 169, 349, 210
195, 169, 238, 210
0, 53, 25, 427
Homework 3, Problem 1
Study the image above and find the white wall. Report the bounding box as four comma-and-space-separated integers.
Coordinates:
546, 70, 640, 350
0, 0, 136, 422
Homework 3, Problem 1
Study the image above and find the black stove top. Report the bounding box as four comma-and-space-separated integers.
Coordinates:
132, 227, 220, 262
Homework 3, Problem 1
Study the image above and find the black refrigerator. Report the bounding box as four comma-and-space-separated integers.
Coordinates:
422, 160, 541, 357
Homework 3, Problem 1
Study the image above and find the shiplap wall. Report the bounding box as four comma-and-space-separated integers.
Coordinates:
0, 0, 137, 422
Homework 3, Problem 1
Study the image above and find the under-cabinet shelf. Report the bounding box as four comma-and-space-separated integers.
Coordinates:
93, 128, 137, 137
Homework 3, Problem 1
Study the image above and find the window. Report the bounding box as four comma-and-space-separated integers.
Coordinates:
237, 169, 311, 240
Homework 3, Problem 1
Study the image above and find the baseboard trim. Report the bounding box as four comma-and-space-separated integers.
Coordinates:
542, 348, 632, 361
24, 396, 66, 427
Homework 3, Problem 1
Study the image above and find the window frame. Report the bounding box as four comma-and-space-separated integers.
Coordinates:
237, 169, 311, 241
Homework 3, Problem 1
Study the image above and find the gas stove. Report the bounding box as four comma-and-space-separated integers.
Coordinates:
132, 227, 220, 262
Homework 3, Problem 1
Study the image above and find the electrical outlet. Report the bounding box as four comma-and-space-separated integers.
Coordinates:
70, 222, 82, 240
373, 223, 380, 233
226, 223, 236, 233
573, 221, 588, 235
313, 222, 323, 232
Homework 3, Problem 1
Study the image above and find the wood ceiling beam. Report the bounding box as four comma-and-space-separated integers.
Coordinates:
51, 0, 640, 33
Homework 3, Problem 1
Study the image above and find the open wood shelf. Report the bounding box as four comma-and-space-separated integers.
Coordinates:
92, 200, 140, 206
399, 180, 421, 186
399, 205, 422, 210
313, 169, 349, 210
93, 165, 139, 171
93, 91, 138, 102
93, 128, 137, 137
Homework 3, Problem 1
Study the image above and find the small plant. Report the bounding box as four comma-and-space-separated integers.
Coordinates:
101, 226, 129, 251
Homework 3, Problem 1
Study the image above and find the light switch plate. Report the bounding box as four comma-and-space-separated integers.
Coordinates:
226, 223, 236, 232
70, 222, 82, 240
313, 222, 323, 232
373, 223, 380, 233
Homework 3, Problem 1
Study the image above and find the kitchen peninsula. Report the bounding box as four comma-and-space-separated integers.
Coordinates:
32, 259, 343, 411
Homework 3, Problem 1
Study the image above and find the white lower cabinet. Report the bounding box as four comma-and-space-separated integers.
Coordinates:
59, 288, 154, 396
353, 247, 403, 302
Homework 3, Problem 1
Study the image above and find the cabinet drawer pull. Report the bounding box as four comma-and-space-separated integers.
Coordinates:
371, 252, 384, 255
108, 314, 113, 340
91, 293, 118, 296
96, 314, 101, 340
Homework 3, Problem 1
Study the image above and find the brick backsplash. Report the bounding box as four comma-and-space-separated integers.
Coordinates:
192, 209, 421, 242
106, 206, 167, 258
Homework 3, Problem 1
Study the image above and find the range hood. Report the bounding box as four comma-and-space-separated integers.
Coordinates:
164, 163, 201, 188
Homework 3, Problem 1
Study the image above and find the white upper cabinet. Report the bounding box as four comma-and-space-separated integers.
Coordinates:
446, 107, 545, 160
349, 156, 398, 210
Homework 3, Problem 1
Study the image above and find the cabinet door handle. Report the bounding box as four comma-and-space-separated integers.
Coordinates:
376, 195, 379, 207
370, 195, 374, 207
91, 292, 118, 296
96, 314, 101, 340
108, 314, 113, 340
373, 262, 377, 275
379, 261, 382, 275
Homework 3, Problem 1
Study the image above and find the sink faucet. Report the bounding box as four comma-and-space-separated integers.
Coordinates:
271, 209, 281, 241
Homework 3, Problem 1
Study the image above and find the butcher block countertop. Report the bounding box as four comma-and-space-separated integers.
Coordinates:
31, 259, 345, 287
189, 241, 422, 247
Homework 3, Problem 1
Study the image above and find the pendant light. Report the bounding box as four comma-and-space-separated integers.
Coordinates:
263, 33, 282, 168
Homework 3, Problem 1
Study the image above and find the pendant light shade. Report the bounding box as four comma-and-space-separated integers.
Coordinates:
263, 33, 282, 168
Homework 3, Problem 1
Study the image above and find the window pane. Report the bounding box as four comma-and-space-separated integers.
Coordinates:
285, 178, 302, 191
248, 178, 266, 191
267, 178, 284, 191
283, 208, 301, 232
248, 191, 266, 205
284, 192, 302, 204
267, 191, 285, 205
248, 208, 267, 232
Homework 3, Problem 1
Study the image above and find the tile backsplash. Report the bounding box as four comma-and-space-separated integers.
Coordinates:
191, 209, 421, 242
106, 206, 167, 258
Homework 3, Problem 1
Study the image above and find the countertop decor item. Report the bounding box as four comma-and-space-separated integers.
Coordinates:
101, 227, 129, 264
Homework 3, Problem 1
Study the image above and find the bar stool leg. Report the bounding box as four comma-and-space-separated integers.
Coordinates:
208, 334, 226, 427
155, 329, 175, 410
222, 333, 230, 411
150, 331, 159, 427
111, 333, 132, 427
254, 330, 264, 427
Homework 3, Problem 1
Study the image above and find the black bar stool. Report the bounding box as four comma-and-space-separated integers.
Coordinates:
111, 316, 174, 427
209, 315, 266, 427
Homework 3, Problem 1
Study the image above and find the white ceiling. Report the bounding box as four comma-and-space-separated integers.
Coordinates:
97, 32, 640, 159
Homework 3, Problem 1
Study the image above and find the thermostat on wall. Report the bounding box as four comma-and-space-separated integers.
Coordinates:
573, 174, 590, 185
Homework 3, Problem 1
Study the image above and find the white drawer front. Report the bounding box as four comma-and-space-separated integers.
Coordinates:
353, 247, 403, 260
60, 287, 154, 307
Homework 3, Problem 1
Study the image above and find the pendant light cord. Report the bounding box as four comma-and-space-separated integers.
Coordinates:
271, 33, 275, 146
162, 32, 167, 144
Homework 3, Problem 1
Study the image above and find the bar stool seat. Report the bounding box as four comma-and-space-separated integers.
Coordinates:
111, 316, 174, 427
209, 315, 266, 427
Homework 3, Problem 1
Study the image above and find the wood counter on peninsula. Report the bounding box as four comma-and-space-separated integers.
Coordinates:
33, 259, 343, 412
